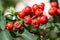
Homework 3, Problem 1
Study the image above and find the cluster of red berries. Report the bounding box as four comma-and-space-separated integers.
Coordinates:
18, 2, 48, 28
6, 2, 60, 30
48, 2, 60, 16
6, 2, 48, 30
6, 21, 22, 30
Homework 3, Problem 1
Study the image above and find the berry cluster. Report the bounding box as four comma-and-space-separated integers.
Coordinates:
18, 2, 48, 28
6, 2, 60, 30
48, 2, 60, 16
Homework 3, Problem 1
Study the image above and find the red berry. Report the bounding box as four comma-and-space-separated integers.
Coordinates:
32, 4, 40, 11
24, 16, 32, 24
39, 16, 48, 24
18, 11, 25, 18
57, 9, 60, 15
23, 6, 31, 14
35, 9, 43, 16
31, 19, 40, 28
51, 2, 58, 7
51, 7, 57, 12
48, 8, 56, 16
14, 21, 22, 29
39, 2, 45, 10
6, 22, 13, 30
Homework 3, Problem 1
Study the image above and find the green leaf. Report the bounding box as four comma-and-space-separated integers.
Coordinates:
48, 30, 58, 40
19, 18, 24, 23
46, 22, 55, 29
12, 12, 18, 16
0, 11, 6, 30
46, 22, 52, 29
55, 23, 60, 33
56, 38, 60, 40
6, 14, 13, 20
20, 28, 38, 40
46, 38, 50, 40
0, 30, 13, 40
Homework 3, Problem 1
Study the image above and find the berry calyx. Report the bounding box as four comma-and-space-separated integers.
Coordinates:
14, 21, 22, 29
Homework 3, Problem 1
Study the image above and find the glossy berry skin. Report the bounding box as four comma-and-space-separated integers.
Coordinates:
23, 6, 31, 14
51, 7, 57, 12
14, 21, 22, 29
51, 2, 58, 7
31, 19, 40, 28
6, 22, 13, 30
39, 2, 45, 10
35, 9, 43, 16
48, 8, 56, 16
32, 4, 40, 11
24, 16, 32, 24
57, 9, 60, 15
18, 11, 25, 18
39, 16, 48, 24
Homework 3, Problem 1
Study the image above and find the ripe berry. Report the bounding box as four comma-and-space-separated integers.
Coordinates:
51, 7, 57, 12
31, 19, 40, 28
57, 9, 60, 15
35, 9, 43, 16
32, 4, 40, 11
39, 16, 48, 24
23, 6, 31, 14
24, 16, 32, 24
48, 8, 56, 16
39, 2, 45, 10
51, 2, 58, 7
14, 21, 22, 29
6, 22, 13, 30
18, 11, 25, 18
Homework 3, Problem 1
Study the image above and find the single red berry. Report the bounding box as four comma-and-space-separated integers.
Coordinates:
18, 11, 25, 18
6, 22, 13, 30
31, 19, 40, 28
35, 9, 43, 16
51, 2, 58, 7
48, 8, 56, 16
24, 16, 32, 24
14, 21, 22, 29
39, 2, 45, 10
39, 16, 48, 24
57, 9, 60, 15
23, 6, 31, 14
32, 4, 40, 11
51, 7, 57, 12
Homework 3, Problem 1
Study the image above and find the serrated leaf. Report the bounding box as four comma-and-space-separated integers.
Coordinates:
20, 28, 38, 40
0, 11, 6, 30
0, 30, 13, 40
